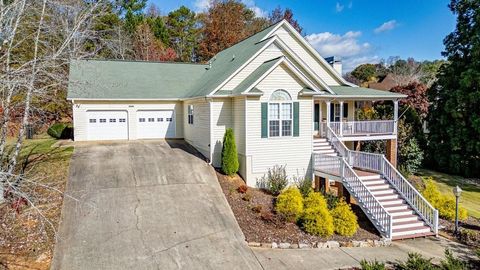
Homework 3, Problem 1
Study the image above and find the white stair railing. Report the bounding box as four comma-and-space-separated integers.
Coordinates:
313, 152, 393, 239
344, 151, 439, 235
329, 120, 395, 136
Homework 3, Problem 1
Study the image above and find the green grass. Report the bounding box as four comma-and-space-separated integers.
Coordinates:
418, 169, 480, 219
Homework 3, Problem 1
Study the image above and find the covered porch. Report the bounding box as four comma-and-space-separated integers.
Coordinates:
313, 86, 402, 141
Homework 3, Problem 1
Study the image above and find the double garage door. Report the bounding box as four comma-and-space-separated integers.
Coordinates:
86, 110, 175, 141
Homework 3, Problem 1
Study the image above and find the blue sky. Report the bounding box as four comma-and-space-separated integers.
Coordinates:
148, 0, 456, 72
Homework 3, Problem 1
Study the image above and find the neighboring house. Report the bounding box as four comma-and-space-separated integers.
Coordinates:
68, 20, 438, 240
368, 73, 397, 91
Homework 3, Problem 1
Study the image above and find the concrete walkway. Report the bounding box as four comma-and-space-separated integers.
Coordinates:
253, 237, 476, 269
52, 140, 261, 270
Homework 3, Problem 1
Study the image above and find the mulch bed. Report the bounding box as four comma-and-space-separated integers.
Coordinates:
440, 216, 480, 249
216, 171, 380, 244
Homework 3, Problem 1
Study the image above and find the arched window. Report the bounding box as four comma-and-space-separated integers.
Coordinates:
269, 90, 292, 137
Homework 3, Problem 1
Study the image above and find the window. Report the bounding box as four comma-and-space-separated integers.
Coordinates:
109, 119, 116, 123
119, 118, 126, 123
99, 119, 106, 123
187, 105, 194, 124
268, 90, 292, 137
148, 118, 154, 122
334, 103, 341, 122
157, 118, 163, 122
89, 119, 96, 123
139, 118, 145, 122
166, 118, 173, 122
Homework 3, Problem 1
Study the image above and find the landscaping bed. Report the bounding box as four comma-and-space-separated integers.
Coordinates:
0, 138, 73, 269
216, 171, 380, 245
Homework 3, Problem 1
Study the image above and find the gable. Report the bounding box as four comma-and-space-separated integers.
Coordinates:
265, 23, 346, 86
255, 63, 309, 99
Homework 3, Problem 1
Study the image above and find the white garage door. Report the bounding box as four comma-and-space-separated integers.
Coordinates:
136, 110, 175, 139
86, 111, 128, 141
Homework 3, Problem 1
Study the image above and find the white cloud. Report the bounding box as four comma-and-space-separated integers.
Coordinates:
194, 0, 211, 12
194, 0, 267, 17
336, 2, 344, 12
374, 20, 398, 33
305, 31, 379, 72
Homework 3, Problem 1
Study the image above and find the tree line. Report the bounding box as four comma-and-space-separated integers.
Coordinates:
344, 0, 479, 178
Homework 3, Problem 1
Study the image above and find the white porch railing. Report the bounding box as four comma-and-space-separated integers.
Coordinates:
313, 152, 393, 239
329, 120, 395, 137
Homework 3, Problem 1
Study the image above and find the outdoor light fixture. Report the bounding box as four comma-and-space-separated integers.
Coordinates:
453, 185, 462, 234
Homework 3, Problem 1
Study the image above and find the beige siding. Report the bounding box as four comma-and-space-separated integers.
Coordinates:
183, 99, 211, 159
244, 64, 313, 187
210, 98, 233, 167
72, 101, 183, 141
233, 97, 247, 179
221, 44, 283, 90
274, 25, 342, 86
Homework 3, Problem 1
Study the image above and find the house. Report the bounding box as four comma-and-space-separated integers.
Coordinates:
68, 20, 438, 240
368, 73, 398, 91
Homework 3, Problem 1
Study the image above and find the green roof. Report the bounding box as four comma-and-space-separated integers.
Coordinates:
68, 21, 279, 100
328, 86, 407, 99
228, 57, 282, 95
67, 60, 207, 99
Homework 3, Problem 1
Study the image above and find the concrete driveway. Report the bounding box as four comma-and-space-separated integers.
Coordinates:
52, 140, 262, 270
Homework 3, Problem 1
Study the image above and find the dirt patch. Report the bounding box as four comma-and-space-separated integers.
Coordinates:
440, 216, 480, 248
216, 171, 380, 244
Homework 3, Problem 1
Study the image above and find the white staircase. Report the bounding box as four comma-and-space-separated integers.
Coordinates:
313, 138, 337, 156
358, 172, 433, 239
313, 126, 439, 240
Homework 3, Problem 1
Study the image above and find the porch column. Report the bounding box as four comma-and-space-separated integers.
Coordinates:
393, 100, 399, 135
326, 100, 331, 129
339, 101, 344, 136
319, 101, 322, 135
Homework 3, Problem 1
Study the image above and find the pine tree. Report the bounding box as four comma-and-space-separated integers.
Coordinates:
427, 0, 480, 177
221, 128, 239, 176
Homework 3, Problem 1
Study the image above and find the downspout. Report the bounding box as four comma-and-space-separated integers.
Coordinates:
207, 96, 213, 165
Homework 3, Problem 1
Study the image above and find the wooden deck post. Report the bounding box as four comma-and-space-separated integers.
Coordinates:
314, 176, 330, 193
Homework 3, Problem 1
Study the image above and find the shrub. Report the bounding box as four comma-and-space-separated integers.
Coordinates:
399, 137, 424, 175
293, 175, 313, 198
237, 184, 248, 194
275, 187, 303, 222
440, 249, 467, 270
301, 192, 334, 237
47, 123, 73, 139
323, 190, 340, 210
360, 259, 385, 270
242, 193, 252, 202
221, 128, 239, 176
396, 252, 435, 270
331, 199, 358, 236
257, 165, 288, 195
422, 178, 468, 221
260, 210, 274, 223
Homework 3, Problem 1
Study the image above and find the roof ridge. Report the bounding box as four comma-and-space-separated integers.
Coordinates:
72, 58, 209, 66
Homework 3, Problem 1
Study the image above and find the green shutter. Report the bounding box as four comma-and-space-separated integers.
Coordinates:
261, 103, 268, 138
293, 102, 299, 137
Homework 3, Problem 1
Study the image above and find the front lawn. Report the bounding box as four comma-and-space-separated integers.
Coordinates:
418, 169, 480, 219
0, 137, 73, 269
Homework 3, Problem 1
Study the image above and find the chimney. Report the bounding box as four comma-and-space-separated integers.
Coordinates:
324, 56, 342, 75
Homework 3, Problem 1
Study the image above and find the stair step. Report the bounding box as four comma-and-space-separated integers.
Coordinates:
358, 175, 382, 180
316, 149, 335, 153
361, 179, 386, 185
313, 138, 327, 142
392, 232, 435, 241
392, 220, 425, 229
388, 208, 415, 217
379, 198, 404, 206
366, 183, 390, 190
392, 225, 432, 237
392, 214, 420, 223
313, 145, 333, 149
385, 203, 409, 211
375, 193, 400, 200
371, 188, 395, 195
